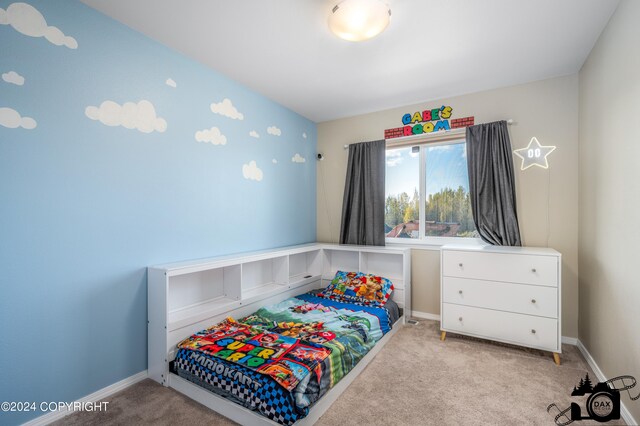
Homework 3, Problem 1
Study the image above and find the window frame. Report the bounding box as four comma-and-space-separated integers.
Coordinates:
384, 132, 482, 247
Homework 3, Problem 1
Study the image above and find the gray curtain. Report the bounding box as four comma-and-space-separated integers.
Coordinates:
340, 140, 386, 246
466, 121, 522, 246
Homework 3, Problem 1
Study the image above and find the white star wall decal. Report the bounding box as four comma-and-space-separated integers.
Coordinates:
513, 137, 556, 170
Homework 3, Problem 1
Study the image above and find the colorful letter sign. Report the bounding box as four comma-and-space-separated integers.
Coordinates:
400, 105, 453, 136
384, 106, 474, 139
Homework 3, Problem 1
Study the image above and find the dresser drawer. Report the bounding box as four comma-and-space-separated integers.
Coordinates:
442, 250, 558, 287
442, 277, 558, 318
442, 303, 559, 351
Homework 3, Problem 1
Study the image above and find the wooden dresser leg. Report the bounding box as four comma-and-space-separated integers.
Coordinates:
553, 352, 561, 365
440, 331, 446, 341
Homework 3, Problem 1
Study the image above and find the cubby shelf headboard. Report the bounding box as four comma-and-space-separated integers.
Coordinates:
147, 243, 411, 385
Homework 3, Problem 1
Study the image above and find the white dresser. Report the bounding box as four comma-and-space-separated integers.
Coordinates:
440, 244, 562, 364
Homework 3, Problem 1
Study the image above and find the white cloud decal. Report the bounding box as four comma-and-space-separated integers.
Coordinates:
0, 107, 36, 129
2, 71, 24, 86
303, 132, 307, 139
272, 159, 278, 164
267, 125, 281, 136
85, 100, 167, 133
291, 153, 306, 163
195, 126, 227, 145
249, 130, 259, 138
0, 3, 77, 49
242, 161, 263, 181
210, 98, 243, 120
165, 78, 176, 88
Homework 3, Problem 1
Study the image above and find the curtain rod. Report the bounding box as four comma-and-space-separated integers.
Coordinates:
343, 119, 514, 149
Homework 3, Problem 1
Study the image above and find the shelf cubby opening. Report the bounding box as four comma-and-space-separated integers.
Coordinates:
289, 250, 322, 284
241, 256, 288, 298
166, 265, 242, 330
322, 249, 360, 280
359, 252, 404, 282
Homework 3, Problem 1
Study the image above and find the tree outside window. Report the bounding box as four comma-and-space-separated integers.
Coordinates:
385, 141, 478, 240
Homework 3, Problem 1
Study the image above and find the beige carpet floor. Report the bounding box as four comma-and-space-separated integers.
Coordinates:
54, 320, 626, 426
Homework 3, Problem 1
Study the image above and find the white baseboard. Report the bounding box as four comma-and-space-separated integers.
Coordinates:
561, 336, 578, 345
576, 340, 637, 426
22, 370, 148, 426
411, 310, 440, 321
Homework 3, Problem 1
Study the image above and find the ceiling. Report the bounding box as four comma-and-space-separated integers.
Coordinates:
80, 0, 619, 123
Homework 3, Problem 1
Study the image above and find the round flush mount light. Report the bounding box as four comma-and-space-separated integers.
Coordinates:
328, 0, 391, 42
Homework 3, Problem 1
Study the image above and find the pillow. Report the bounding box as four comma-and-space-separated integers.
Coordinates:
318, 270, 358, 298
319, 271, 394, 307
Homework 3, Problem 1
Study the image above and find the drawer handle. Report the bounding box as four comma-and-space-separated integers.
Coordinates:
531, 299, 536, 304
458, 317, 463, 322
531, 329, 536, 334
531, 268, 537, 273
458, 290, 463, 295
458, 263, 463, 267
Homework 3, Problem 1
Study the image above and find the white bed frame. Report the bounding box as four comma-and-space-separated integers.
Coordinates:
148, 243, 411, 425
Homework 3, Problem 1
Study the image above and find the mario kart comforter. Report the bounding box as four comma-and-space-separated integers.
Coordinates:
172, 292, 398, 425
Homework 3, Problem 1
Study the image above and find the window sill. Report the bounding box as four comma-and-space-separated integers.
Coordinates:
385, 237, 485, 250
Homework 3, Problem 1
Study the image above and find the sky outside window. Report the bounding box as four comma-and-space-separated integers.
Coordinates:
385, 143, 470, 198
385, 147, 419, 196
425, 143, 470, 198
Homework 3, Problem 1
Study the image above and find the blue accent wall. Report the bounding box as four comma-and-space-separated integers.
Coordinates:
0, 1, 316, 424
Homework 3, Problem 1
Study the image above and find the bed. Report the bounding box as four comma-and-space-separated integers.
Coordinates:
170, 290, 400, 425
148, 244, 411, 426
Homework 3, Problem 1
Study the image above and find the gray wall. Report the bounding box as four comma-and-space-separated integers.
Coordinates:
579, 0, 640, 422
317, 75, 580, 338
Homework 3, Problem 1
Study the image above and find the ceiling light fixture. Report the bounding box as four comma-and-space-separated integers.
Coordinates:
328, 0, 391, 42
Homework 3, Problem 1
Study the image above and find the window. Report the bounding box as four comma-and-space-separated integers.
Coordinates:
385, 139, 478, 242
